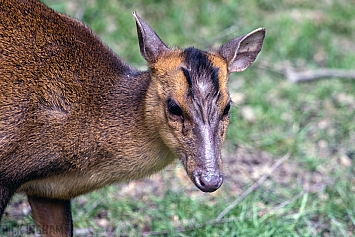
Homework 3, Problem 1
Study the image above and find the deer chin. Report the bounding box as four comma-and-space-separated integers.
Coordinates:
192, 170, 223, 193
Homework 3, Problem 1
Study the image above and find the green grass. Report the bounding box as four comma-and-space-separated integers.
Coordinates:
2, 0, 355, 236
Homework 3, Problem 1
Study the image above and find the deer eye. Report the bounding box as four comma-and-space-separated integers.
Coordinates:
223, 102, 231, 116
167, 98, 183, 116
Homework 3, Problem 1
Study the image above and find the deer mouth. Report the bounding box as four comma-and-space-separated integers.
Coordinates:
192, 170, 223, 192
179, 154, 223, 192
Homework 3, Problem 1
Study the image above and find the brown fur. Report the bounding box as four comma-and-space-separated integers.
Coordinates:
0, 0, 265, 235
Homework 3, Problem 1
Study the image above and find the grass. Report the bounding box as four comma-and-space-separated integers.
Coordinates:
2, 0, 355, 236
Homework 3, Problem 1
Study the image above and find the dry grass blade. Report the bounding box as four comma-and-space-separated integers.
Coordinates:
286, 68, 355, 83
215, 153, 290, 221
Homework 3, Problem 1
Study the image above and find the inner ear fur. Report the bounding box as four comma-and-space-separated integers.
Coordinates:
218, 28, 266, 73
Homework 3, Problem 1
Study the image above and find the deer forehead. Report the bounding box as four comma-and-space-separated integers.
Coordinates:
153, 48, 229, 106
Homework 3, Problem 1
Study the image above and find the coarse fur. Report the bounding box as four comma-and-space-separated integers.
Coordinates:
0, 0, 265, 236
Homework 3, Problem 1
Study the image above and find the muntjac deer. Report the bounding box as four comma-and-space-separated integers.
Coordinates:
0, 0, 265, 236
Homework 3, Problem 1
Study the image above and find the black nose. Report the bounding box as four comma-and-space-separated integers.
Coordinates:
194, 173, 223, 192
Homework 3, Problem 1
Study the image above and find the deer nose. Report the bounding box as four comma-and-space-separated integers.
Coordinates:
194, 173, 223, 192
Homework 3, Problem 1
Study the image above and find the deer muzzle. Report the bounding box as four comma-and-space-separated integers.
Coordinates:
189, 122, 224, 192
193, 170, 223, 192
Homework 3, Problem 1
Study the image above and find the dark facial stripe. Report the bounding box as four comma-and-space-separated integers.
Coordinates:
183, 47, 219, 92
211, 68, 219, 94
181, 67, 192, 87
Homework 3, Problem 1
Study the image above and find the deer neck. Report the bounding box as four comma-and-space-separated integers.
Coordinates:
95, 70, 177, 179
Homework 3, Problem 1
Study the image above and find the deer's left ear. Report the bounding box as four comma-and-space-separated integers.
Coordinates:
133, 11, 171, 63
218, 28, 266, 73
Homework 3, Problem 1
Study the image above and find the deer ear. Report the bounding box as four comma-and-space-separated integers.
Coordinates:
218, 28, 266, 73
133, 11, 171, 63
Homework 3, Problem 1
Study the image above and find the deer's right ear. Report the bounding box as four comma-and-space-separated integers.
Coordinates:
218, 28, 266, 73
133, 11, 171, 63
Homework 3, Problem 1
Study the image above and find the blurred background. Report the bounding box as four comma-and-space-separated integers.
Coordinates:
3, 0, 355, 236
